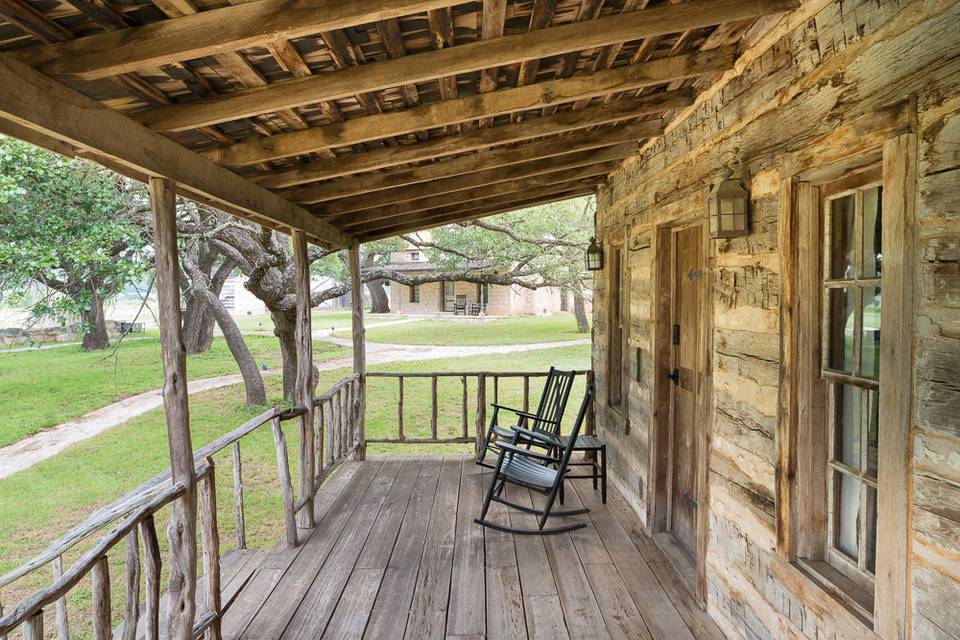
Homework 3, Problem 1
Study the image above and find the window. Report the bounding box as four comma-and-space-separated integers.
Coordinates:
442, 281, 455, 311
481, 283, 489, 305
608, 245, 624, 407
409, 284, 420, 303
821, 181, 882, 589
409, 251, 420, 261
783, 129, 914, 636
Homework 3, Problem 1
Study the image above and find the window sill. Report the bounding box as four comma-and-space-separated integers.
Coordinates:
795, 558, 874, 627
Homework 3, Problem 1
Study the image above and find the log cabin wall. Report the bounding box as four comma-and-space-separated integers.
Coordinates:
590, 0, 960, 638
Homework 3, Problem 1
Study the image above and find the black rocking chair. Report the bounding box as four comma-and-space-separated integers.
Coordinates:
474, 384, 594, 535
453, 294, 467, 315
476, 366, 577, 469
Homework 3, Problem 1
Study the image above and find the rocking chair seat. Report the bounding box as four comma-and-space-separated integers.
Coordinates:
493, 425, 517, 439
559, 434, 604, 449
501, 455, 559, 489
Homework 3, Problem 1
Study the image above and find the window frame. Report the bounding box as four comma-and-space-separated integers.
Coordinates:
779, 130, 915, 638
409, 284, 420, 303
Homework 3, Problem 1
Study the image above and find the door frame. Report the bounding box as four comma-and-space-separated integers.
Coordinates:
648, 216, 712, 604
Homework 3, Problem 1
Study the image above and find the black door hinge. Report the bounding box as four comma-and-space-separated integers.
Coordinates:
667, 368, 680, 385
672, 324, 680, 345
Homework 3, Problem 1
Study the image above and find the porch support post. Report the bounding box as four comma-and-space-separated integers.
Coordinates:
292, 229, 316, 529
348, 243, 366, 461
149, 177, 197, 640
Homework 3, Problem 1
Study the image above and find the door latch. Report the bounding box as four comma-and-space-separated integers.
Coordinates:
682, 491, 698, 510
667, 368, 680, 385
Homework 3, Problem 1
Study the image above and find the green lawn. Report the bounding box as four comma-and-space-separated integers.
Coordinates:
0, 343, 588, 638
335, 313, 590, 345
0, 336, 345, 446
233, 309, 403, 332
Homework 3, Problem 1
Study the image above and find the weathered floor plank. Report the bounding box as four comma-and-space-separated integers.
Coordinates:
213, 456, 720, 640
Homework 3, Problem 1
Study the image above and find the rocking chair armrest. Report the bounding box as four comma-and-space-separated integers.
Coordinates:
512, 426, 562, 447
494, 441, 559, 464
490, 404, 560, 425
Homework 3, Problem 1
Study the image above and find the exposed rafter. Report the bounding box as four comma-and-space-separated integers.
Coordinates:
122, 0, 793, 132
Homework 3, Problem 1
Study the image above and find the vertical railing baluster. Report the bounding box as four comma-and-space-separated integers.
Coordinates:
199, 459, 222, 640
316, 402, 325, 479
493, 376, 499, 405
232, 441, 246, 550
91, 556, 110, 640
140, 516, 161, 640
397, 376, 404, 441
53, 556, 69, 639
326, 399, 334, 468
333, 391, 341, 460
431, 376, 438, 440
461, 375, 468, 439
475, 374, 487, 460
272, 417, 299, 548
523, 375, 530, 413
122, 530, 140, 640
22, 611, 42, 640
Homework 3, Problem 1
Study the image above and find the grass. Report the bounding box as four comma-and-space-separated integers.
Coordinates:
232, 309, 404, 332
335, 313, 590, 346
0, 343, 588, 638
0, 336, 345, 446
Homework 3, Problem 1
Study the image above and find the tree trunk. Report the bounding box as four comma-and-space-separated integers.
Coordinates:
202, 291, 266, 406
573, 291, 590, 334
272, 310, 299, 400
81, 291, 110, 350
367, 279, 389, 314
182, 295, 215, 354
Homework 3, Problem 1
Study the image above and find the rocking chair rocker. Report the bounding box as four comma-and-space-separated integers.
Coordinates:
476, 366, 577, 469
474, 384, 594, 535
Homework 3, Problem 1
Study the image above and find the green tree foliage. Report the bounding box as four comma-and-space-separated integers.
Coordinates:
0, 137, 150, 349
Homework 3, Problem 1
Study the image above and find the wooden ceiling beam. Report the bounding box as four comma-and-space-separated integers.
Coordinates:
207, 49, 724, 166
120, 0, 794, 132
0, 54, 351, 249
355, 184, 596, 241
279, 118, 661, 203
334, 163, 616, 229
13, 0, 458, 80
311, 144, 630, 215
256, 90, 683, 190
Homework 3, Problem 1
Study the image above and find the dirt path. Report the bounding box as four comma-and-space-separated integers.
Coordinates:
0, 338, 588, 479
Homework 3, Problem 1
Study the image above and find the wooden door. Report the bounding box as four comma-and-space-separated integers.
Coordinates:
668, 224, 704, 555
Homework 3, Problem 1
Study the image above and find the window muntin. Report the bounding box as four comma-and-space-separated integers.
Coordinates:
822, 183, 882, 589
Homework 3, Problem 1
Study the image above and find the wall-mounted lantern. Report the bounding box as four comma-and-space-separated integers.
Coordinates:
708, 169, 750, 239
585, 237, 604, 271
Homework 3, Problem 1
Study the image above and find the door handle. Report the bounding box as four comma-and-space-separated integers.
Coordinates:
666, 368, 680, 385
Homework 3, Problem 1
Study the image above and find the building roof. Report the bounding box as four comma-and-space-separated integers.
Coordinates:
0, 0, 798, 246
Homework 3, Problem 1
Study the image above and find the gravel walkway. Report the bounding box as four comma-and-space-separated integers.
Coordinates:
0, 337, 588, 479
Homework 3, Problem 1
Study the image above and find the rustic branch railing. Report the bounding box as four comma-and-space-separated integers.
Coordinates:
0, 374, 361, 640
366, 369, 594, 457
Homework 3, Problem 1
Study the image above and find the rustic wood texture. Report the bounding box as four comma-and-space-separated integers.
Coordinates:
199, 459, 223, 640
292, 229, 316, 527
122, 530, 141, 640
348, 245, 367, 461
271, 417, 299, 548
149, 176, 198, 640
206, 457, 718, 639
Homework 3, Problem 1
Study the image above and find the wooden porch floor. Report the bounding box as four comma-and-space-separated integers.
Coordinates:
214, 456, 725, 640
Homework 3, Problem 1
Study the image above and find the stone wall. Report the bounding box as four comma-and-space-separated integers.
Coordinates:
591, 0, 960, 638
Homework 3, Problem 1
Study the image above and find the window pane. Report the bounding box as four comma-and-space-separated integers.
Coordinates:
865, 485, 878, 573
830, 194, 856, 279
836, 472, 860, 561
867, 389, 879, 479
828, 287, 855, 373
862, 186, 882, 278
835, 384, 861, 468
861, 286, 881, 379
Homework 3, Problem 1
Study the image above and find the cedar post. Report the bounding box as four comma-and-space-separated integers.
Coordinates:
348, 243, 367, 460
149, 177, 197, 640
291, 229, 316, 528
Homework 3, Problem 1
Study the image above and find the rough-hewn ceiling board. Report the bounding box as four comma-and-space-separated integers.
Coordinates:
333, 162, 617, 228
0, 0, 72, 43
205, 48, 728, 166
516, 0, 559, 87
478, 0, 507, 94
0, 55, 351, 248
355, 184, 596, 241
13, 0, 459, 79
266, 114, 664, 198
124, 0, 796, 132
312, 144, 631, 214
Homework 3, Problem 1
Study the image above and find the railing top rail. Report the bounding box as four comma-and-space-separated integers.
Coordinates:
0, 481, 186, 634
314, 373, 359, 404
366, 369, 591, 378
